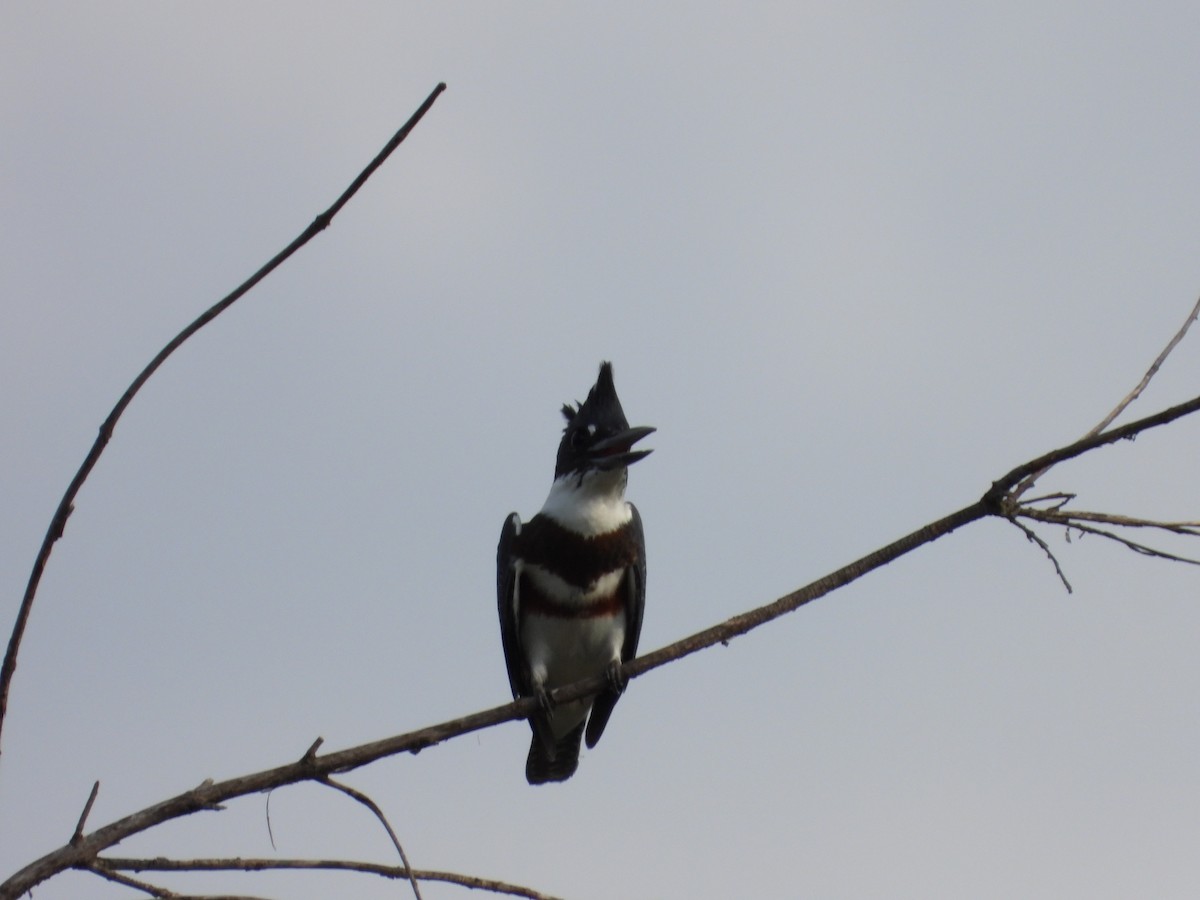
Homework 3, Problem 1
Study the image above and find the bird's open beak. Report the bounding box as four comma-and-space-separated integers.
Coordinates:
587, 426, 656, 471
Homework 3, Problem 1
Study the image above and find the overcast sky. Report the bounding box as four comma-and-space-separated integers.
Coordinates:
4, 4, 1200, 898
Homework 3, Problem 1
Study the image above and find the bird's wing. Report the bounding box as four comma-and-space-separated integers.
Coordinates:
621, 502, 647, 662
496, 512, 526, 699
584, 502, 647, 748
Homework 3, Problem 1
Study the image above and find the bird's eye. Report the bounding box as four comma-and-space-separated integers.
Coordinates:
570, 428, 587, 448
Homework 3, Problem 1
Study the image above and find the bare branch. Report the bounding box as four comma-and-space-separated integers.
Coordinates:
1021, 507, 1200, 535
1021, 492, 1075, 510
322, 777, 423, 900
984, 391, 1200, 508
1006, 494, 1200, 567
1017, 509, 1200, 566
1008, 520, 1073, 593
99, 857, 564, 900
1013, 293, 1200, 499
6, 387, 1200, 898
0, 82, 448, 762
71, 781, 101, 846
0, 501, 987, 898
264, 790, 276, 852
301, 737, 324, 764
85, 862, 174, 897
1067, 522, 1200, 565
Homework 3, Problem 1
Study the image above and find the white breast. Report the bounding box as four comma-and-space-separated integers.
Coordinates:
524, 564, 625, 606
539, 470, 631, 536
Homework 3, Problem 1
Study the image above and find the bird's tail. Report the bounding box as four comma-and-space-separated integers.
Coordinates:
526, 721, 585, 785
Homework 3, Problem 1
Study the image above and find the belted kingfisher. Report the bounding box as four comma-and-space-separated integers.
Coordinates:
497, 362, 654, 784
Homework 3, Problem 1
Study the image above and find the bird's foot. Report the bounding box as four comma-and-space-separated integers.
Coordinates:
534, 684, 556, 717
604, 660, 628, 694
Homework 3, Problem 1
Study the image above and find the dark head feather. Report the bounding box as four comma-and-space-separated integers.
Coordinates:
553, 361, 652, 478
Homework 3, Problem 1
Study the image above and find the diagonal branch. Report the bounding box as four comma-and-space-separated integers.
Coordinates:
98, 857, 563, 900
7, 386, 1200, 898
85, 863, 171, 897
321, 777, 423, 900
983, 391, 1200, 509
1013, 293, 1200, 499
0, 82, 448, 762
71, 780, 102, 845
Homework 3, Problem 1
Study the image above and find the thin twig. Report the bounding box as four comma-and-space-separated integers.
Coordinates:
1020, 506, 1200, 534
1013, 293, 1200, 499
71, 780, 101, 845
1051, 518, 1200, 566
85, 863, 174, 897
1009, 520, 1073, 593
1021, 492, 1075, 510
322, 777, 423, 900
100, 857, 563, 900
264, 790, 276, 852
0, 82, 447, 763
301, 737, 324, 763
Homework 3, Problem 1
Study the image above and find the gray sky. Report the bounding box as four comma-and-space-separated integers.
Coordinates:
4, 4, 1200, 898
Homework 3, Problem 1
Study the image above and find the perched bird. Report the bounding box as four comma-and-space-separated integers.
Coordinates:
497, 362, 654, 784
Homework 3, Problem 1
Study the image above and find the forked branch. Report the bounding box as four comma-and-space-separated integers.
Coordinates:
1012, 293, 1200, 500
991, 296, 1200, 586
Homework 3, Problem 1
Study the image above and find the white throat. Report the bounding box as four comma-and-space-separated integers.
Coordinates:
539, 469, 631, 536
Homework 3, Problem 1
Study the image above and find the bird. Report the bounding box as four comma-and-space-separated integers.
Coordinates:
497, 362, 654, 784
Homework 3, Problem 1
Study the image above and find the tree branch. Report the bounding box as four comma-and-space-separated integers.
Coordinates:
983, 391, 1200, 510
1016, 507, 1200, 566
1012, 293, 1200, 499
321, 777, 423, 900
0, 82, 447, 762
98, 857, 563, 900
9, 383, 1200, 898
1009, 519, 1074, 593
71, 780, 101, 846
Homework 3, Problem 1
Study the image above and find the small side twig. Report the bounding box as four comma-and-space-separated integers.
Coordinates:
1014, 505, 1200, 566
264, 790, 276, 852
71, 780, 101, 845
1010, 520, 1073, 593
322, 777, 423, 900
85, 862, 174, 897
301, 737, 325, 765
1013, 292, 1200, 500
1023, 508, 1200, 535
1021, 492, 1075, 510
1064, 520, 1198, 565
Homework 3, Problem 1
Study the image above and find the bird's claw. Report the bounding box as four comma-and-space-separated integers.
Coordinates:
534, 685, 556, 717
605, 660, 627, 694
